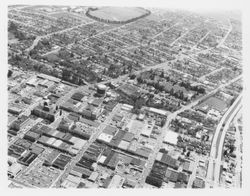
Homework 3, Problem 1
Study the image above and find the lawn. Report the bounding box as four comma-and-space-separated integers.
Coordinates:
88, 7, 148, 22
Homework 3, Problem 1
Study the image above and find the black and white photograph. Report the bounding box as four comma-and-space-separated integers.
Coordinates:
2, 0, 249, 192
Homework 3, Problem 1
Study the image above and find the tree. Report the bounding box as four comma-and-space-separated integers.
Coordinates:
230, 97, 236, 106
7, 70, 13, 78
108, 64, 116, 72
177, 135, 182, 142
129, 74, 136, 80
160, 71, 164, 78
134, 97, 145, 110
137, 76, 143, 83
160, 118, 166, 127
123, 67, 126, 74
179, 91, 184, 100
62, 69, 71, 81
8, 22, 18, 32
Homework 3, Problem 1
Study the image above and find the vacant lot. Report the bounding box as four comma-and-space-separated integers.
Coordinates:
199, 96, 228, 113
88, 7, 148, 22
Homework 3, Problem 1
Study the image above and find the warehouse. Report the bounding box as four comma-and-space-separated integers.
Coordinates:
71, 165, 92, 178
8, 162, 22, 177
122, 132, 134, 142
163, 131, 179, 146
165, 168, 179, 183
8, 107, 22, 115
140, 124, 153, 137
192, 177, 205, 188
108, 175, 125, 188
18, 152, 38, 166
183, 159, 195, 174
135, 147, 152, 159
103, 125, 118, 135
8, 144, 26, 158
43, 150, 60, 166
146, 107, 168, 116
30, 143, 44, 155
88, 171, 99, 182
159, 153, 179, 170
71, 92, 86, 101
52, 154, 71, 170
77, 158, 94, 171
14, 138, 32, 149
24, 131, 41, 142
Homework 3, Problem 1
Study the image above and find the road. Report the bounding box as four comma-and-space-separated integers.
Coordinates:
217, 19, 233, 48
136, 74, 242, 187
169, 29, 190, 47
192, 19, 233, 56
199, 67, 225, 81
25, 21, 96, 53
232, 110, 242, 188
8, 117, 43, 147
52, 104, 121, 187
9, 50, 242, 188
8, 9, 241, 188
206, 93, 242, 187
26, 12, 158, 57
212, 103, 242, 187
187, 155, 200, 188
190, 31, 210, 51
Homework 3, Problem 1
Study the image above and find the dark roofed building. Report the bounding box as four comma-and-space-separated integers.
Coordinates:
14, 138, 32, 149
160, 154, 178, 170
72, 165, 92, 179
177, 172, 189, 184
103, 125, 118, 136
10, 115, 29, 131
192, 177, 205, 188
90, 98, 103, 107
24, 131, 41, 142
52, 154, 71, 170
174, 182, 187, 188
165, 168, 179, 183
32, 104, 59, 122
18, 152, 38, 166
77, 182, 87, 188
122, 132, 134, 142
135, 147, 152, 158
71, 92, 85, 101
43, 150, 60, 166
30, 143, 44, 155
8, 144, 26, 158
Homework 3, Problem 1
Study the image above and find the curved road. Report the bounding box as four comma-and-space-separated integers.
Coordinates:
206, 93, 242, 187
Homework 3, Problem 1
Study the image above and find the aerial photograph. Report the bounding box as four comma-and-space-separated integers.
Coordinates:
7, 5, 242, 188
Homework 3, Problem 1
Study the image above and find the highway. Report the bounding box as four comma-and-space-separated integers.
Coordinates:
8, 8, 241, 188
232, 110, 242, 188
212, 103, 242, 187
136, 74, 242, 187
206, 93, 242, 187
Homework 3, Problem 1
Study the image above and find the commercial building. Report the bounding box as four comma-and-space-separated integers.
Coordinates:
80, 104, 103, 120
163, 131, 179, 146
8, 162, 22, 177
108, 175, 125, 188
32, 104, 60, 122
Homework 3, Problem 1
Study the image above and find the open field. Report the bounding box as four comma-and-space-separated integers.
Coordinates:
88, 7, 148, 22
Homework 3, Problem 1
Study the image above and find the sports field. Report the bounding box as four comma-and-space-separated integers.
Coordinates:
88, 7, 148, 22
